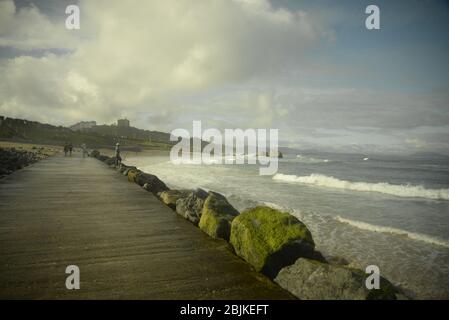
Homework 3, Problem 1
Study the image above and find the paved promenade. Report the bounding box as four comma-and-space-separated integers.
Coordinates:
0, 155, 292, 299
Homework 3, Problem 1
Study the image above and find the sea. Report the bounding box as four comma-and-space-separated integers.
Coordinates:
126, 151, 449, 299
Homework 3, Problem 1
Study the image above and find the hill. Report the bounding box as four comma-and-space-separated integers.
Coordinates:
83, 124, 172, 143
0, 115, 174, 151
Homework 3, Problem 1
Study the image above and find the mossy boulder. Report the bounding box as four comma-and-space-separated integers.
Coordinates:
275, 258, 401, 300
230, 206, 315, 278
176, 189, 209, 224
158, 189, 192, 210
198, 192, 239, 240
127, 169, 140, 183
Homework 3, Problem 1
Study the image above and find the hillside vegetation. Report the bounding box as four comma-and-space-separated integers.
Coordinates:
0, 116, 175, 151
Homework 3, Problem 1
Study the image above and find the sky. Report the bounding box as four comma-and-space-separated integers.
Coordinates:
0, 0, 448, 154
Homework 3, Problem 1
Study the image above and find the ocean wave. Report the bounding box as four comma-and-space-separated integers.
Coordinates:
262, 201, 286, 211
296, 155, 330, 163
273, 173, 449, 201
335, 216, 449, 248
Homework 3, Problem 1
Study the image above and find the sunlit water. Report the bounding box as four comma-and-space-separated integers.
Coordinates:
126, 152, 449, 299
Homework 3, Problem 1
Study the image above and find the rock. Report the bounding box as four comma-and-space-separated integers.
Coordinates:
327, 256, 350, 266
198, 192, 239, 240
137, 172, 169, 194
90, 150, 100, 158
117, 164, 134, 174
230, 206, 315, 278
310, 250, 327, 263
116, 163, 126, 173
123, 167, 137, 176
158, 189, 192, 210
175, 189, 209, 224
127, 169, 140, 183
100, 155, 116, 166
275, 258, 401, 300
0, 147, 41, 177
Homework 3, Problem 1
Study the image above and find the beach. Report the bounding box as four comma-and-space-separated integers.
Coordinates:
124, 151, 449, 299
3, 142, 446, 299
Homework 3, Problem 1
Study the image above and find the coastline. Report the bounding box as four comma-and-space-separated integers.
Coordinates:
0, 139, 423, 299
0, 141, 59, 178
91, 149, 408, 300
123, 152, 449, 300
0, 152, 294, 299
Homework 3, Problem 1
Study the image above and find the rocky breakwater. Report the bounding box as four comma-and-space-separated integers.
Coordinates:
90, 150, 407, 300
0, 147, 51, 178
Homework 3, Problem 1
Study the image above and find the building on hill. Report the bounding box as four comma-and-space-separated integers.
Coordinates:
70, 121, 97, 131
117, 119, 130, 127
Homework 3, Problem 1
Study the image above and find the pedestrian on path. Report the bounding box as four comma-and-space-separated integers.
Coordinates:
115, 142, 122, 166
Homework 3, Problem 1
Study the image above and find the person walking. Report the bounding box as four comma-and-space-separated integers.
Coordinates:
81, 143, 87, 158
68, 143, 73, 156
115, 142, 122, 166
63, 142, 68, 156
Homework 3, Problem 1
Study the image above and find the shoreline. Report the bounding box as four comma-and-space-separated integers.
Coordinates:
0, 140, 168, 178
124, 152, 449, 300
0, 141, 59, 178
1, 153, 293, 299
91, 149, 408, 300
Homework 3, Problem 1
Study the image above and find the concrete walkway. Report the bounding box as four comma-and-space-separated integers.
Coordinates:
0, 154, 292, 299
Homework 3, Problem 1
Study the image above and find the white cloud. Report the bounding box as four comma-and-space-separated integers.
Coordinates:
0, 0, 322, 126
0, 0, 78, 50
1, 0, 447, 154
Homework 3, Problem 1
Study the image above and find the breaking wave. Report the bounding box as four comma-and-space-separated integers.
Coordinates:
335, 216, 449, 248
272, 173, 449, 200
296, 155, 330, 163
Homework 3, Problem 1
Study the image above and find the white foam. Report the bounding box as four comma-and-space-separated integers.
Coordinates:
296, 155, 330, 163
273, 173, 449, 201
262, 201, 287, 211
335, 216, 449, 249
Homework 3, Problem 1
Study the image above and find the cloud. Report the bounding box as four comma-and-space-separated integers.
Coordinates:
0, 0, 448, 154
0, 0, 78, 50
0, 0, 322, 126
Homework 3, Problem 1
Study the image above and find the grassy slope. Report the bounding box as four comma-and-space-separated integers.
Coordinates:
0, 116, 174, 151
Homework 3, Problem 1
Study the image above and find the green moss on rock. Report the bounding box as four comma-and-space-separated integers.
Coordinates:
198, 192, 239, 240
230, 206, 315, 278
158, 190, 191, 210
127, 169, 139, 183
